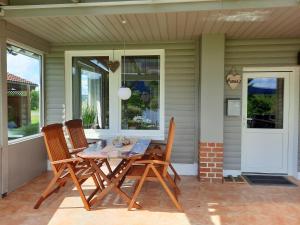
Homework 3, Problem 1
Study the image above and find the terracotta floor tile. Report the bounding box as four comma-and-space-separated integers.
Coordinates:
1, 172, 300, 225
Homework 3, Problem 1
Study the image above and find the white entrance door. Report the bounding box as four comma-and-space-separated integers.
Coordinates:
242, 72, 290, 174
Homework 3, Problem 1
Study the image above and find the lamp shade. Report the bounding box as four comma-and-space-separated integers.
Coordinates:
118, 87, 132, 100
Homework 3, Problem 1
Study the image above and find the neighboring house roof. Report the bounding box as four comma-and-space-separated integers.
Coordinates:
7, 73, 37, 87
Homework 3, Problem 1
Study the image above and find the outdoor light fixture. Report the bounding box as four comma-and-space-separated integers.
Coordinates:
118, 20, 132, 100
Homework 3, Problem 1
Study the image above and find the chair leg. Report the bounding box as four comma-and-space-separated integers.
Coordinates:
170, 163, 181, 182
34, 167, 65, 209
166, 172, 181, 197
128, 165, 151, 210
150, 165, 183, 212
87, 174, 101, 202
67, 164, 91, 211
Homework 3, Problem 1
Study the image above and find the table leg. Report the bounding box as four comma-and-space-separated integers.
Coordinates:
88, 158, 141, 209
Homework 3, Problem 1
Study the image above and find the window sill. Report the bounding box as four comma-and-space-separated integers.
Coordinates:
84, 129, 165, 141
8, 133, 43, 146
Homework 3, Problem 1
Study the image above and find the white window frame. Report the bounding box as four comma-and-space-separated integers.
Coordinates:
65, 49, 165, 140
7, 41, 44, 145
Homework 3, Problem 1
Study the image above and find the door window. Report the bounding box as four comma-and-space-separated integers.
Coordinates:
247, 77, 284, 129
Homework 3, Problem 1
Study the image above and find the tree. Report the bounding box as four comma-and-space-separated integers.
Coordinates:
31, 90, 39, 110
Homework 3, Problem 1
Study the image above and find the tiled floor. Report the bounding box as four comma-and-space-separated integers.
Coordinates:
1, 172, 300, 225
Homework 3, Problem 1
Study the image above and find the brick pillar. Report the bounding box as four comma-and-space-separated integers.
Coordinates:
198, 142, 224, 183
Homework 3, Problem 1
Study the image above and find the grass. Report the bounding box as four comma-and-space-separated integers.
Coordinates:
31, 109, 39, 124
8, 110, 40, 140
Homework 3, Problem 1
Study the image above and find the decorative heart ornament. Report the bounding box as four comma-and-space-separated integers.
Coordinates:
226, 73, 241, 89
108, 60, 120, 73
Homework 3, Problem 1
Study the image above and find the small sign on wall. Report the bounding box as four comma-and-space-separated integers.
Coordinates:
227, 98, 241, 116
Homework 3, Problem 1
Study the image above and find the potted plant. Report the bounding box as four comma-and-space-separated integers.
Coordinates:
82, 105, 97, 129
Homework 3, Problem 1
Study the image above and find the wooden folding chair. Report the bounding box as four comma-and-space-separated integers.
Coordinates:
34, 124, 101, 211
65, 119, 113, 176
145, 140, 181, 184
124, 117, 183, 211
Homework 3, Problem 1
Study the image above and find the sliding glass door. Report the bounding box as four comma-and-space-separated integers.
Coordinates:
72, 56, 110, 130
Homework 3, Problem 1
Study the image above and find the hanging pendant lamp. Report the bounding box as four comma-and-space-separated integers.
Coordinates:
118, 22, 132, 100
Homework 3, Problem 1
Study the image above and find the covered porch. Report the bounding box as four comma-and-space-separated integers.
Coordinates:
1, 0, 300, 224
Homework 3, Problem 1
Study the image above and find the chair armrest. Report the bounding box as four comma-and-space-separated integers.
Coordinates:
51, 158, 83, 165
69, 147, 86, 154
134, 159, 169, 166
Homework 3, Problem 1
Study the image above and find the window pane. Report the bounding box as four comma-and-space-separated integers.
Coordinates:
121, 55, 160, 130
247, 77, 284, 129
72, 56, 109, 129
7, 44, 42, 140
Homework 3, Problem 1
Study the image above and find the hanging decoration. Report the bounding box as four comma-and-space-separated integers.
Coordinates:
226, 67, 241, 90
118, 21, 132, 100
108, 49, 120, 73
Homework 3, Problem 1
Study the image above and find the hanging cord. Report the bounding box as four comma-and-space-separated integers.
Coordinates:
123, 39, 126, 87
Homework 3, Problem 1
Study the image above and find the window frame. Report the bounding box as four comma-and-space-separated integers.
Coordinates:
7, 41, 45, 145
65, 49, 165, 140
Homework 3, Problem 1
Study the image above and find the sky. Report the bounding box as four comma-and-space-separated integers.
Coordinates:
7, 52, 41, 85
249, 78, 277, 89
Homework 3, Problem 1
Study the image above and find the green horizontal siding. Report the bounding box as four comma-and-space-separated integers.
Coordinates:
45, 41, 199, 164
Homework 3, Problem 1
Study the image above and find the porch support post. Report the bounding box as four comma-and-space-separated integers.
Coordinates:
0, 19, 8, 195
199, 34, 225, 183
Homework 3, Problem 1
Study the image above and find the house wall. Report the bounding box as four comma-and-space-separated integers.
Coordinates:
45, 41, 199, 164
0, 21, 49, 194
7, 136, 47, 191
224, 38, 300, 172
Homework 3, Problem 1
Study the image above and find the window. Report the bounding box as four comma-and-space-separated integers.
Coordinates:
7, 44, 42, 141
72, 56, 109, 129
121, 56, 160, 130
66, 50, 164, 139
247, 77, 284, 129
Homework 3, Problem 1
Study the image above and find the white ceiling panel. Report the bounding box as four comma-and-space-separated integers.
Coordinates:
5, 7, 300, 44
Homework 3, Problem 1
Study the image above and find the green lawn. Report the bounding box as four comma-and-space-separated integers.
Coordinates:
31, 109, 40, 124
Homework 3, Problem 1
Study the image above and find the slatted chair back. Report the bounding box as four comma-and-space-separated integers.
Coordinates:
65, 119, 89, 148
42, 123, 71, 173
163, 117, 175, 175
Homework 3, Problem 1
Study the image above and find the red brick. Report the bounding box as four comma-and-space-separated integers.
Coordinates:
201, 158, 212, 163
200, 147, 211, 153
213, 158, 223, 163
200, 168, 211, 172
199, 173, 207, 177
208, 143, 215, 147
207, 173, 216, 178
212, 147, 223, 153
198, 142, 224, 183
200, 153, 207, 157
216, 153, 224, 157
208, 153, 215, 157
215, 173, 224, 178
200, 163, 207, 167
216, 163, 223, 168
212, 168, 223, 172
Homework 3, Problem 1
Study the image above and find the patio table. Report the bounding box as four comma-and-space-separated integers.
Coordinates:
77, 139, 151, 209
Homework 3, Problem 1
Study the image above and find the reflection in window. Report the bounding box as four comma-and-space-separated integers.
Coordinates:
7, 44, 42, 140
247, 77, 284, 129
72, 56, 109, 129
121, 56, 160, 130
